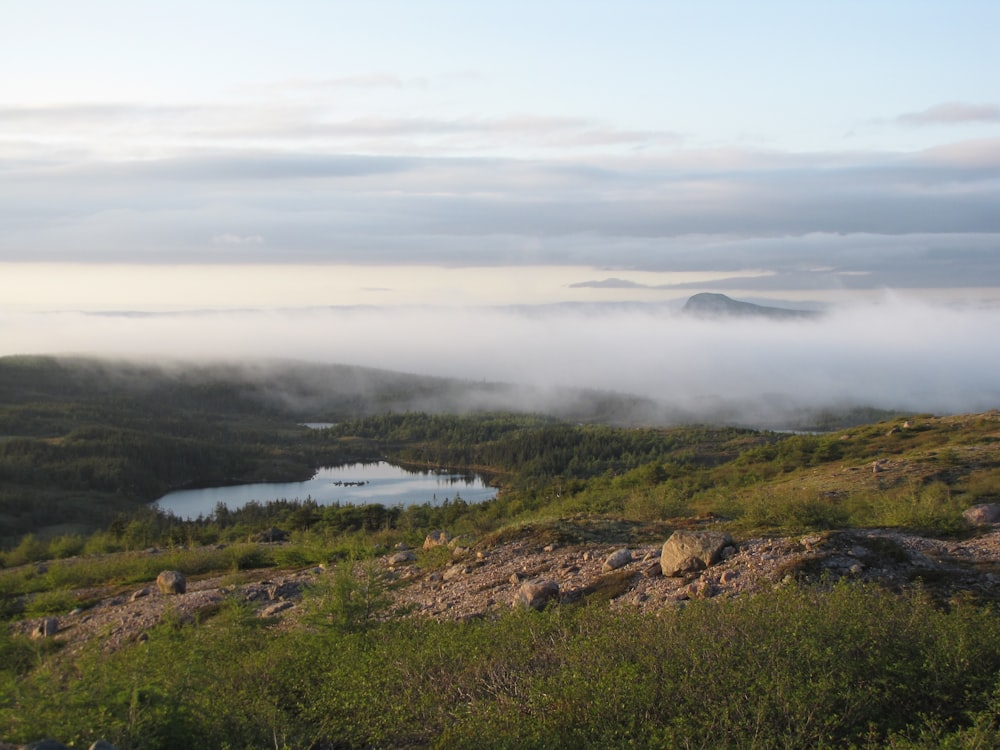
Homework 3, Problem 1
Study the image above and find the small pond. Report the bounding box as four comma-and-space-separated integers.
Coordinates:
154, 462, 496, 519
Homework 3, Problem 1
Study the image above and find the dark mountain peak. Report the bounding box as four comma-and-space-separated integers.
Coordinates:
682, 293, 817, 319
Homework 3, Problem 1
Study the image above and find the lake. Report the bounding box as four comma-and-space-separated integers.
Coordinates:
154, 462, 496, 519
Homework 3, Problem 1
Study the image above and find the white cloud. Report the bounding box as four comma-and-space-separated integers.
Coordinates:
211, 234, 264, 245
898, 102, 1000, 126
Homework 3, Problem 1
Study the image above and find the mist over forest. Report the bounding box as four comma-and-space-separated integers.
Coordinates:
2, 292, 997, 429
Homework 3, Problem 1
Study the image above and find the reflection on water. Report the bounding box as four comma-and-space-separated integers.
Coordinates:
154, 462, 495, 519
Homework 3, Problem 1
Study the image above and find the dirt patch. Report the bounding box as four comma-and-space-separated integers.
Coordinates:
13, 519, 1000, 652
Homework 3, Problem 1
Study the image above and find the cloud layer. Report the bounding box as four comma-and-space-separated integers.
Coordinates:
2, 295, 997, 425
3, 96, 1000, 291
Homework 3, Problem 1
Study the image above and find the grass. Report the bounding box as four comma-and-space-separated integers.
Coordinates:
4, 582, 1000, 748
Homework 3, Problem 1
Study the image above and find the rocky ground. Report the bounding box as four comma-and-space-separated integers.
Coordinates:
13, 516, 1000, 655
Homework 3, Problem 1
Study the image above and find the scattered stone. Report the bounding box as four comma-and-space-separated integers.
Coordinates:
543, 544, 557, 553
509, 571, 527, 584
640, 562, 663, 578
443, 564, 470, 582
423, 530, 451, 549
514, 578, 560, 611
130, 587, 150, 602
602, 548, 633, 572
964, 503, 1000, 525
660, 531, 734, 577
389, 550, 417, 565
719, 569, 739, 585
800, 534, 823, 550
156, 570, 186, 595
31, 618, 58, 639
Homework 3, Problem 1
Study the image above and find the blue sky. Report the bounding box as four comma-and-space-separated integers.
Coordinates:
2, 0, 999, 306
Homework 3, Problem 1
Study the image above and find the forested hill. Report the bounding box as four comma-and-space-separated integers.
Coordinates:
0, 354, 663, 427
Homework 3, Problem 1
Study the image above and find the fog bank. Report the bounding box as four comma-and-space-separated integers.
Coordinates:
2, 295, 997, 424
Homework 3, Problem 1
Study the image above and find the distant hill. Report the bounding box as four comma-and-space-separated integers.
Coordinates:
0, 355, 667, 427
682, 293, 819, 319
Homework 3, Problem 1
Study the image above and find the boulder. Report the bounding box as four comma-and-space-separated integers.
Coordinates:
660, 531, 734, 577
423, 530, 451, 549
156, 570, 187, 595
514, 578, 560, 611
22, 741, 72, 750
602, 547, 633, 572
963, 503, 1000, 526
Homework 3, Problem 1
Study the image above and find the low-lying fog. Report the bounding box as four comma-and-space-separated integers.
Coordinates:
2, 294, 998, 424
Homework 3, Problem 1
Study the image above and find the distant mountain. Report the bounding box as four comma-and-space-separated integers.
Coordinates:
682, 293, 819, 319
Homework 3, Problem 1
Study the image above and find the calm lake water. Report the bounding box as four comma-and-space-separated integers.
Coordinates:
154, 462, 496, 519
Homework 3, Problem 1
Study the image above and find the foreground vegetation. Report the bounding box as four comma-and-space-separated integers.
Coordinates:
4, 579, 1000, 748
2, 356, 999, 747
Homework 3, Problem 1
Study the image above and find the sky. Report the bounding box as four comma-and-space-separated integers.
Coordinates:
2, 1, 999, 420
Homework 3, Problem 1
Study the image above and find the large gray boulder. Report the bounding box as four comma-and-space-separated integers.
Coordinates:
514, 578, 560, 610
156, 570, 186, 595
660, 531, 734, 577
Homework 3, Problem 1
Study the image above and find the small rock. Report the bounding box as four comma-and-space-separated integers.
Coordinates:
259, 601, 295, 618
964, 503, 1000, 525
423, 530, 451, 549
31, 618, 59, 639
389, 550, 417, 565
130, 587, 150, 602
156, 570, 186, 595
641, 562, 663, 578
509, 571, 527, 584
514, 578, 560, 611
443, 564, 469, 582
719, 569, 739, 585
89, 741, 121, 750
602, 548, 633, 572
